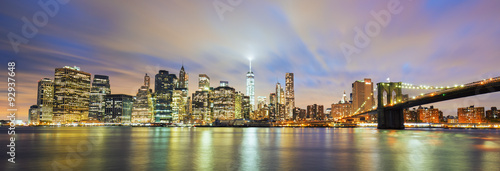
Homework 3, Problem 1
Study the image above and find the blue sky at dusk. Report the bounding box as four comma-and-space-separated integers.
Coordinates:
1, 0, 500, 120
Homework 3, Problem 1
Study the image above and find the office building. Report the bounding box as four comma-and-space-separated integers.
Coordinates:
53, 66, 91, 123
105, 94, 133, 123
331, 91, 352, 120
29, 105, 40, 125
37, 78, 54, 123
198, 74, 210, 91
172, 88, 189, 123
178, 65, 188, 90
154, 70, 177, 123
132, 74, 154, 123
89, 75, 111, 122
213, 81, 236, 120
352, 78, 374, 114
246, 59, 255, 111
192, 90, 212, 123
285, 73, 295, 119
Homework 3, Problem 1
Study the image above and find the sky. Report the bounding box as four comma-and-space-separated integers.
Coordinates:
1, 0, 500, 121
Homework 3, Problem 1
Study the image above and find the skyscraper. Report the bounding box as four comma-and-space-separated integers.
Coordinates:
257, 96, 267, 110
352, 78, 375, 114
144, 73, 150, 89
89, 75, 111, 122
246, 59, 255, 111
276, 82, 282, 104
53, 66, 91, 123
132, 74, 154, 123
37, 78, 54, 123
213, 81, 236, 120
198, 74, 210, 91
192, 90, 212, 123
285, 73, 295, 119
275, 82, 285, 119
235, 92, 243, 119
155, 70, 177, 123
105, 94, 133, 123
172, 88, 188, 123
178, 65, 188, 90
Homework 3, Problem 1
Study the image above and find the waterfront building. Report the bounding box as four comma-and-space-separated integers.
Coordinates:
331, 91, 352, 120
486, 107, 498, 119
285, 73, 295, 119
352, 78, 375, 114
37, 78, 54, 123
192, 90, 212, 123
89, 75, 111, 122
417, 106, 441, 123
213, 81, 236, 120
172, 88, 188, 123
53, 66, 91, 123
29, 105, 40, 125
104, 94, 133, 123
458, 106, 485, 123
404, 108, 418, 122
154, 70, 177, 123
131, 74, 154, 123
242, 95, 250, 119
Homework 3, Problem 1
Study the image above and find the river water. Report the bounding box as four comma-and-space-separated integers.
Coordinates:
1, 127, 500, 171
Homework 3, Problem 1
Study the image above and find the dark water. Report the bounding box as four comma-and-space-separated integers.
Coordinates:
1, 127, 500, 171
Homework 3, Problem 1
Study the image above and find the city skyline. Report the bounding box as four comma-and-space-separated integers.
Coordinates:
2, 0, 500, 121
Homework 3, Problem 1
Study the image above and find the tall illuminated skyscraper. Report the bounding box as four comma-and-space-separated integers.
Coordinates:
285, 73, 295, 119
53, 66, 91, 123
246, 59, 255, 111
89, 75, 110, 122
155, 70, 177, 123
132, 74, 154, 123
178, 65, 188, 90
352, 78, 374, 114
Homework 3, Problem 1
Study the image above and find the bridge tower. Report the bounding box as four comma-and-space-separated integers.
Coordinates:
377, 82, 404, 129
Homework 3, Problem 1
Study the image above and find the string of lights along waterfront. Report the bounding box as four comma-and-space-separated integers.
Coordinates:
26, 62, 500, 127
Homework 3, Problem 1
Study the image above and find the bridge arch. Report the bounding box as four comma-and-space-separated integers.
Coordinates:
377, 82, 403, 108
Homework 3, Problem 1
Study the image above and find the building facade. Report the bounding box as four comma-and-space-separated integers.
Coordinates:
154, 70, 177, 123
458, 106, 485, 123
198, 74, 210, 91
29, 105, 41, 125
285, 73, 295, 120
131, 74, 154, 123
53, 66, 91, 123
105, 94, 133, 123
37, 78, 54, 123
213, 82, 236, 120
246, 59, 255, 111
352, 78, 375, 114
89, 75, 111, 122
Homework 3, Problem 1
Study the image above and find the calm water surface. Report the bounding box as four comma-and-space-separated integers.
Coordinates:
1, 127, 500, 171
